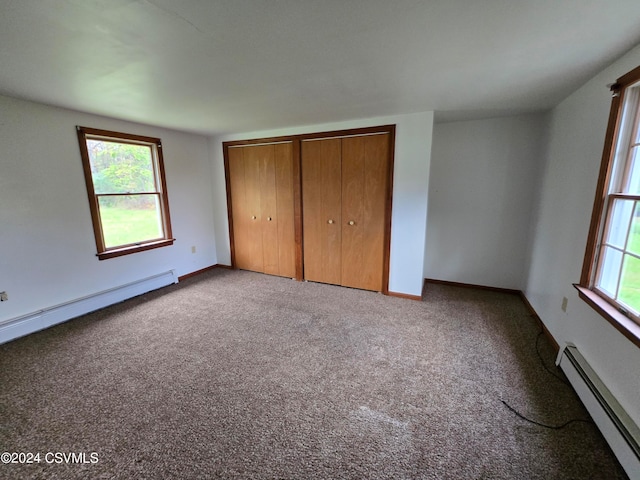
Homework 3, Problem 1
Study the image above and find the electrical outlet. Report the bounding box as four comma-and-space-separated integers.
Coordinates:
561, 296, 568, 312
191, 246, 196, 254
0, 291, 7, 302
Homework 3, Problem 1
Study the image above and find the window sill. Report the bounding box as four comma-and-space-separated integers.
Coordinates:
97, 239, 175, 260
574, 284, 640, 348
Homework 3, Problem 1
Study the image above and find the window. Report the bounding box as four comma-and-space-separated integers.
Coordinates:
77, 126, 174, 260
580, 65, 640, 346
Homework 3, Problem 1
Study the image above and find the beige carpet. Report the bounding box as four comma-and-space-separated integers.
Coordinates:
0, 269, 627, 479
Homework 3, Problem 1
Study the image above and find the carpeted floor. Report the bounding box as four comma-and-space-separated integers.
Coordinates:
0, 269, 628, 479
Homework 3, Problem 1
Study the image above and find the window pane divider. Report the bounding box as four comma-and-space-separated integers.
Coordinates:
601, 243, 640, 262
609, 193, 640, 200
96, 192, 161, 197
601, 243, 624, 254
626, 251, 640, 261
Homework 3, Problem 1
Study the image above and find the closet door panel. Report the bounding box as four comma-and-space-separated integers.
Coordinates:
257, 145, 280, 276
301, 141, 321, 282
341, 137, 366, 289
340, 134, 389, 292
243, 146, 265, 272
275, 143, 296, 278
321, 140, 342, 284
361, 134, 390, 291
302, 139, 342, 285
302, 141, 322, 282
228, 147, 253, 270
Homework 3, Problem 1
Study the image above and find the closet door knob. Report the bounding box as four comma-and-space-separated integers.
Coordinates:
348, 220, 355, 226
251, 215, 257, 220
327, 219, 334, 224
267, 216, 272, 221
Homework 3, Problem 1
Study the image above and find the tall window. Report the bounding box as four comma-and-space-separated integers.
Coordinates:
581, 65, 640, 341
77, 126, 174, 260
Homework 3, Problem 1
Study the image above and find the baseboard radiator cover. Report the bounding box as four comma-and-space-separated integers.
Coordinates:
0, 270, 178, 345
557, 343, 640, 477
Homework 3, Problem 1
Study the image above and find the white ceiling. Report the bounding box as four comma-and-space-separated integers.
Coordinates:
1, 0, 640, 136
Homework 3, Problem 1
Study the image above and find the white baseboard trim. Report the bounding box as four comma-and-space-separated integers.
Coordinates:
0, 270, 178, 345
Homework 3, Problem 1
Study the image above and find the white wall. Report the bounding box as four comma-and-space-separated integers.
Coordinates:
525, 44, 640, 426
0, 95, 217, 323
210, 111, 434, 297
426, 114, 547, 290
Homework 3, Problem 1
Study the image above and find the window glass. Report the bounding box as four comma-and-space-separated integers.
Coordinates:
619, 254, 640, 314
626, 202, 640, 256
625, 146, 640, 194
605, 199, 633, 249
86, 140, 156, 194
98, 195, 163, 248
598, 246, 623, 297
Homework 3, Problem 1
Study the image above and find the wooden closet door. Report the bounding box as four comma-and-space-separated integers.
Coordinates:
258, 145, 279, 275
341, 134, 390, 291
228, 142, 297, 278
228, 147, 254, 271
239, 145, 265, 273
302, 139, 342, 285
274, 143, 296, 278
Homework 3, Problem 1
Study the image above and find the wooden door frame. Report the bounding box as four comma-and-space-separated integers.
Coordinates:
223, 125, 396, 293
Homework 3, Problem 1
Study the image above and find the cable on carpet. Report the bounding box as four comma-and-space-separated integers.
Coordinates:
534, 330, 571, 387
500, 399, 593, 429
527, 316, 571, 386
504, 322, 593, 429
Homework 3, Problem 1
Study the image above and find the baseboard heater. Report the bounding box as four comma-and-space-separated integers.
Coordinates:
557, 343, 640, 477
0, 270, 177, 345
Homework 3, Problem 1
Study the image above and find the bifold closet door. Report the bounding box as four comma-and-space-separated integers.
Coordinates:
272, 142, 296, 278
227, 143, 296, 278
228, 145, 263, 272
341, 134, 389, 291
301, 138, 342, 285
301, 133, 390, 292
